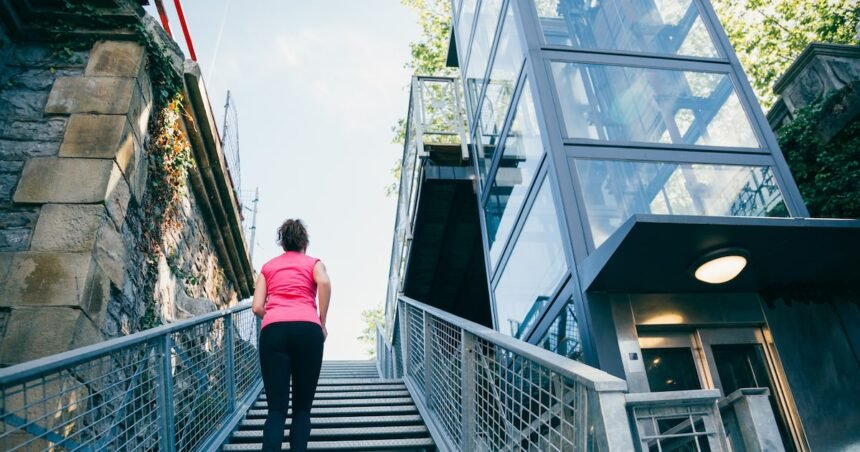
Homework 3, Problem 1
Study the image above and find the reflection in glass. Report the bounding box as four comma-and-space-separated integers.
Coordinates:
485, 83, 544, 268
642, 347, 703, 392
457, 0, 478, 61
534, 0, 719, 57
574, 159, 789, 247
551, 62, 760, 148
494, 178, 567, 338
479, 5, 524, 150
712, 344, 795, 451
540, 296, 584, 361
465, 0, 503, 116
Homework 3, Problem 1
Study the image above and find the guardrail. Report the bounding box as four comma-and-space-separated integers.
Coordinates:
0, 302, 262, 451
397, 296, 635, 451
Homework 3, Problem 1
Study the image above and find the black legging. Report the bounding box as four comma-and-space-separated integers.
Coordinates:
259, 321, 324, 451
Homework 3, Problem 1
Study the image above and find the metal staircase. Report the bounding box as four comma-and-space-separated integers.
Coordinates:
222, 361, 436, 451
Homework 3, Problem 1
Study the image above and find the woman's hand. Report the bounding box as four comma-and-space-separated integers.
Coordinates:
321, 324, 328, 341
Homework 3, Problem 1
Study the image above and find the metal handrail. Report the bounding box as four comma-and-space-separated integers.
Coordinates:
396, 295, 634, 451
0, 302, 263, 451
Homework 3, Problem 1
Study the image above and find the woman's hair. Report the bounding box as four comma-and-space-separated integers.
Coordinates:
277, 219, 309, 252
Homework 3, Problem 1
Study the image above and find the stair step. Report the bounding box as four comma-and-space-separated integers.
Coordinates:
222, 437, 435, 451
316, 378, 400, 385
313, 383, 405, 392
245, 405, 419, 418
260, 390, 411, 400
253, 397, 415, 409
230, 425, 429, 441
237, 414, 426, 429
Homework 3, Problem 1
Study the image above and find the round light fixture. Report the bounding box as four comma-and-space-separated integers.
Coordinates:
692, 248, 749, 284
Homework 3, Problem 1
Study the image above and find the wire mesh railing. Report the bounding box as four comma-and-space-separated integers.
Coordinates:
0, 302, 262, 451
396, 296, 635, 452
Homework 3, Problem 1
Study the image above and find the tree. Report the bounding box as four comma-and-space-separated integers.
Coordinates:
358, 306, 386, 358
711, 0, 859, 109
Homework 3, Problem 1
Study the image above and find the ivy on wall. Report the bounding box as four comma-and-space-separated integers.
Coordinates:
777, 84, 860, 218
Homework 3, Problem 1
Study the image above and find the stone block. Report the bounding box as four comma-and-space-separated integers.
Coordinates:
0, 118, 67, 142
0, 252, 13, 286
13, 157, 115, 204
0, 307, 102, 365
105, 166, 131, 228
127, 82, 152, 145
0, 252, 97, 311
44, 76, 136, 115
94, 220, 125, 287
30, 204, 107, 252
85, 41, 145, 78
58, 114, 131, 160
0, 228, 30, 251
0, 138, 61, 160
0, 89, 50, 119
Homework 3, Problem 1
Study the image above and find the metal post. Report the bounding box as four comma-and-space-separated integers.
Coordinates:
461, 330, 477, 452
157, 335, 177, 452
398, 300, 411, 379
248, 187, 259, 262
224, 314, 237, 412
422, 309, 433, 405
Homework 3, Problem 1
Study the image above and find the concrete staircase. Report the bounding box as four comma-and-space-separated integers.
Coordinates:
222, 361, 435, 451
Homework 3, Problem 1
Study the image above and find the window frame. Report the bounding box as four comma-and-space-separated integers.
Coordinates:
542, 50, 770, 154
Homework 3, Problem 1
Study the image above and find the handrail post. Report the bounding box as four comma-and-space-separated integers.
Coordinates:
398, 300, 410, 379
461, 330, 476, 452
422, 309, 433, 405
157, 334, 177, 452
224, 313, 237, 412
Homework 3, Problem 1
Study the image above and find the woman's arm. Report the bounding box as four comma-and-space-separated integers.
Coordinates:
314, 261, 331, 339
251, 274, 267, 318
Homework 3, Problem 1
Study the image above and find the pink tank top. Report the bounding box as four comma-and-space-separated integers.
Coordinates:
260, 251, 321, 329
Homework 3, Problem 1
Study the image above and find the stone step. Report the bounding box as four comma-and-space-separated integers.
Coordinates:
252, 396, 415, 409
244, 404, 419, 418
230, 425, 429, 442
260, 390, 411, 400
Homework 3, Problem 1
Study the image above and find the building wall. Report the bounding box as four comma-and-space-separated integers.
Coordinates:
0, 12, 249, 366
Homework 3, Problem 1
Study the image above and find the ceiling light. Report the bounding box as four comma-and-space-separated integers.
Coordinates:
692, 248, 749, 284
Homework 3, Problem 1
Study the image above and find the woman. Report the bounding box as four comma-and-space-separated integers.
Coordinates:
251, 219, 331, 451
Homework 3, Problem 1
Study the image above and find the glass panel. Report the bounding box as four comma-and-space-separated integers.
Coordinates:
479, 5, 524, 152
551, 62, 760, 148
641, 347, 703, 392
485, 82, 544, 267
465, 0, 503, 116
540, 296, 584, 361
712, 344, 795, 451
534, 0, 719, 57
494, 178, 567, 338
574, 160, 789, 247
457, 0, 478, 58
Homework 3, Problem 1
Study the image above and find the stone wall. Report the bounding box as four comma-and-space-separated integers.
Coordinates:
0, 9, 253, 366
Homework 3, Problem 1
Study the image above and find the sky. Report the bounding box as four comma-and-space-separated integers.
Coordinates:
143, 1, 421, 360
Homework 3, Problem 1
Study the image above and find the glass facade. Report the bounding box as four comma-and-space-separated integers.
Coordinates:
534, 0, 719, 58
484, 82, 544, 268
444, 0, 802, 367
551, 62, 760, 147
476, 5, 524, 183
465, 0, 503, 115
574, 159, 788, 247
539, 296, 584, 361
493, 178, 567, 338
